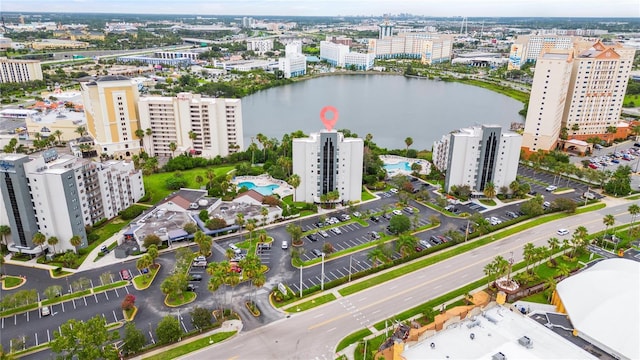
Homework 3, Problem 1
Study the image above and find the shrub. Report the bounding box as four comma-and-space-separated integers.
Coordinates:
120, 205, 145, 220
121, 294, 136, 311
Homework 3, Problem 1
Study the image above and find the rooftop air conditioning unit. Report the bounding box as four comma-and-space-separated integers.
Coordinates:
518, 336, 533, 349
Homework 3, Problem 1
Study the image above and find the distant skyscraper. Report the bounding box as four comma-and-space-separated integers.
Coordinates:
508, 34, 581, 70
378, 21, 394, 39
292, 130, 363, 203
433, 125, 521, 193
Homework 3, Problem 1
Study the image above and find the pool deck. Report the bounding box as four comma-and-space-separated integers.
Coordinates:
233, 175, 293, 198
380, 155, 431, 176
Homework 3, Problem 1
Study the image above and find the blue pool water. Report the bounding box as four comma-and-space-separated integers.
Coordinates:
384, 162, 411, 172
237, 181, 280, 196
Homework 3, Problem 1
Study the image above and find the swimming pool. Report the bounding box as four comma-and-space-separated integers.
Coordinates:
384, 162, 411, 172
237, 181, 280, 196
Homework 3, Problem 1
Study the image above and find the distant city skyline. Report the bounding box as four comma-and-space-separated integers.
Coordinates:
2, 0, 639, 18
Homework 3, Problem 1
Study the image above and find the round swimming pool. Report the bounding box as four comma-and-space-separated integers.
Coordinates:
237, 181, 280, 196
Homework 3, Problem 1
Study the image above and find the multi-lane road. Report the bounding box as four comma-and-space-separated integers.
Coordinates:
181, 200, 638, 360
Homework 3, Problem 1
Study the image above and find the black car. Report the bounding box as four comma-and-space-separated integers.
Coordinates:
506, 211, 519, 219
307, 234, 319, 242
634, 142, 640, 147
315, 222, 324, 228
186, 284, 196, 291
528, 190, 537, 196
383, 213, 393, 220
189, 274, 202, 281
370, 216, 380, 222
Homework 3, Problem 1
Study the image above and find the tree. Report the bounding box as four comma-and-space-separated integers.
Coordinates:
544, 277, 557, 302
156, 315, 183, 344
602, 214, 615, 236
183, 222, 198, 234
136, 254, 153, 276
404, 137, 413, 155
0, 225, 11, 250
135, 128, 145, 151
121, 294, 136, 311
143, 234, 162, 248
551, 197, 577, 213
389, 214, 411, 234
286, 223, 303, 246
50, 315, 119, 360
483, 182, 496, 199
260, 206, 269, 227
169, 142, 177, 158
547, 237, 560, 261
628, 204, 640, 235
44, 285, 63, 299
193, 231, 212, 257
396, 234, 417, 257
571, 226, 589, 257
47, 236, 59, 254
75, 126, 87, 138
69, 235, 82, 254
367, 245, 387, 267
147, 244, 159, 267
287, 174, 301, 201
32, 232, 46, 254
122, 322, 146, 355
190, 306, 213, 332
522, 242, 535, 274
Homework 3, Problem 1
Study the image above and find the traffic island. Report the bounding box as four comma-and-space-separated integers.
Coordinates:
132, 264, 161, 290
245, 300, 260, 317
123, 306, 138, 321
1, 275, 26, 290
165, 292, 197, 307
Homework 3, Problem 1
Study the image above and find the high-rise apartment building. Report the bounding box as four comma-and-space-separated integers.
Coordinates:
521, 49, 574, 153
292, 130, 363, 204
319, 41, 350, 67
246, 39, 274, 54
138, 93, 243, 158
80, 76, 143, 159
378, 22, 395, 39
522, 41, 636, 152
368, 33, 453, 65
433, 125, 521, 193
508, 34, 582, 70
0, 57, 43, 83
278, 42, 307, 78
0, 151, 144, 255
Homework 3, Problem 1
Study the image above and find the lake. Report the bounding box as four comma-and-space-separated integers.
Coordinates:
242, 74, 524, 151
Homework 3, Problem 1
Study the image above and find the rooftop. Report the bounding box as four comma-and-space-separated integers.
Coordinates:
401, 305, 595, 360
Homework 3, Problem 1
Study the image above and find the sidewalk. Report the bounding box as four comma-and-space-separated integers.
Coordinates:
130, 319, 243, 360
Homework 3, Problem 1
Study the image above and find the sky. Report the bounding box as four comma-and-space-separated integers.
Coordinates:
2, 0, 639, 18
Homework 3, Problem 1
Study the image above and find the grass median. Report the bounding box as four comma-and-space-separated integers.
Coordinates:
284, 293, 336, 313
143, 331, 237, 360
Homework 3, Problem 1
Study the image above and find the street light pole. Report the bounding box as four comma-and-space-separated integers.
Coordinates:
349, 255, 353, 282
299, 264, 303, 298
321, 253, 325, 291
465, 219, 470, 242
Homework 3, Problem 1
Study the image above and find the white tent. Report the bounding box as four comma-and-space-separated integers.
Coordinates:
556, 258, 640, 360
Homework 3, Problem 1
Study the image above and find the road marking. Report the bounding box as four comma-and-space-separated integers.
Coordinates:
404, 296, 413, 302
61, 301, 65, 312
327, 327, 336, 332
358, 297, 367, 302
72, 299, 76, 310
372, 310, 380, 315
104, 291, 109, 301
113, 310, 118, 322
47, 329, 50, 342
389, 285, 398, 290
83, 296, 88, 306
313, 313, 324, 319
35, 332, 38, 346
26, 311, 29, 322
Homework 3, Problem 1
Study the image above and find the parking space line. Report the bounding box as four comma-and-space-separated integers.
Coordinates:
315, 276, 322, 283
72, 299, 76, 309
113, 310, 118, 323
61, 301, 65, 312
335, 268, 346, 277
35, 332, 38, 346
307, 278, 316, 286
114, 288, 119, 297
26, 311, 29, 322
124, 286, 130, 295
47, 329, 50, 343
104, 291, 109, 301
83, 296, 88, 307
93, 292, 99, 303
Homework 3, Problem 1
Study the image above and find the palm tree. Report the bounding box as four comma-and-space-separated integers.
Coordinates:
225, 271, 241, 309
483, 261, 496, 288
572, 226, 589, 257
47, 236, 59, 255
32, 232, 46, 255
260, 206, 269, 227
169, 142, 177, 159
395, 234, 416, 257
136, 254, 153, 277
544, 277, 557, 302
225, 248, 235, 260
286, 223, 303, 246
628, 204, 640, 236
522, 242, 535, 274
367, 246, 387, 267
602, 214, 615, 237
287, 174, 301, 202
75, 126, 87, 138
547, 237, 559, 262
483, 182, 496, 199
404, 137, 413, 155
70, 235, 82, 254
135, 129, 145, 151
207, 262, 227, 314
147, 244, 159, 267
52, 130, 63, 145
235, 213, 245, 240
193, 231, 212, 256
0, 225, 10, 250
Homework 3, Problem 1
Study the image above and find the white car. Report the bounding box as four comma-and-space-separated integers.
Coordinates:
392, 209, 402, 216
331, 227, 342, 235
41, 306, 50, 316
319, 230, 329, 238
545, 185, 558, 192
557, 229, 570, 236
389, 188, 398, 194
281, 241, 289, 249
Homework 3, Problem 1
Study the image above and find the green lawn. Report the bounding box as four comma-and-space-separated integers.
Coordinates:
361, 189, 376, 201
143, 331, 237, 360
93, 280, 128, 293
143, 166, 235, 204
479, 199, 496, 206
132, 265, 160, 290
1, 275, 24, 288
336, 328, 373, 352
284, 293, 336, 312
165, 292, 197, 307
624, 94, 640, 107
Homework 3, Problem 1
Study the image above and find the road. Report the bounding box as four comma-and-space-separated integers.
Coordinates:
181, 200, 638, 360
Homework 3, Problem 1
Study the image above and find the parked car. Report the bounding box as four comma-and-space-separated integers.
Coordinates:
319, 230, 329, 238
192, 261, 207, 267
370, 216, 380, 222
506, 211, 519, 219
100, 245, 109, 253
339, 214, 351, 221
370, 231, 381, 240
315, 221, 325, 228
389, 188, 398, 194
311, 249, 324, 258
352, 211, 361, 218
41, 306, 50, 316
392, 209, 402, 216
186, 284, 196, 291
543, 201, 551, 208
419, 239, 432, 248
404, 207, 414, 214
331, 227, 342, 235
281, 240, 289, 249
545, 185, 558, 192
229, 243, 241, 254
582, 192, 596, 200
120, 269, 132, 280
383, 213, 393, 220
307, 234, 319, 242
194, 255, 206, 262
189, 274, 202, 281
